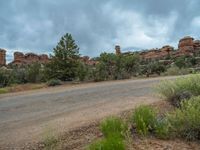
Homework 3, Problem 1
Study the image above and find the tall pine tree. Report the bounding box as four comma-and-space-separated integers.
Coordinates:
45, 33, 80, 81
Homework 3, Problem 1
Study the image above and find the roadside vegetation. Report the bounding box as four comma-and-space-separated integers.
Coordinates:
84, 74, 200, 149
88, 117, 127, 150
1, 33, 200, 94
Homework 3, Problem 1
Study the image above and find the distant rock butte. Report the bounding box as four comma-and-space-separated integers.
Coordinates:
136, 36, 200, 61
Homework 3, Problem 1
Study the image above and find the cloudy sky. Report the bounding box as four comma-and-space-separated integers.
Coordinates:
0, 0, 200, 62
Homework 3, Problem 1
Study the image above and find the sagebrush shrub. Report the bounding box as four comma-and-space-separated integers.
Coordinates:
47, 79, 62, 86
167, 96, 200, 140
170, 91, 192, 107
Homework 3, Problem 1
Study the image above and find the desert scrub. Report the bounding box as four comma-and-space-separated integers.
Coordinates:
167, 96, 200, 140
88, 134, 125, 150
43, 132, 58, 150
47, 79, 62, 86
100, 117, 128, 138
163, 66, 191, 76
156, 74, 200, 106
154, 118, 170, 139
43, 135, 58, 150
132, 105, 157, 136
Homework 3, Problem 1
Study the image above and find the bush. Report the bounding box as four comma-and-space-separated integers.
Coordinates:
154, 118, 170, 139
167, 96, 200, 140
100, 117, 128, 138
0, 69, 15, 87
7, 68, 26, 84
25, 63, 44, 83
47, 79, 62, 86
88, 135, 125, 150
156, 74, 200, 106
132, 105, 157, 135
77, 62, 89, 81
163, 66, 191, 76
170, 91, 192, 107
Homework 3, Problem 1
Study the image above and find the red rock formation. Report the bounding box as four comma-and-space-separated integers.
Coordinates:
11, 52, 49, 66
80, 56, 98, 66
178, 36, 194, 54
13, 52, 25, 65
80, 56, 90, 62
193, 40, 200, 53
161, 45, 173, 53
140, 45, 173, 60
24, 53, 40, 63
0, 49, 6, 66
39, 54, 49, 63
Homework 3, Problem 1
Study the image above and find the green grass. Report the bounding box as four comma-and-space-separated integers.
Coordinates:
100, 117, 128, 138
0, 83, 46, 95
88, 117, 127, 150
131, 105, 157, 136
0, 88, 9, 94
88, 135, 125, 150
156, 74, 200, 103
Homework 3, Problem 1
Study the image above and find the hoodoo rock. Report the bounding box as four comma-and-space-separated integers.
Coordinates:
178, 36, 194, 54
115, 45, 121, 55
0, 49, 6, 66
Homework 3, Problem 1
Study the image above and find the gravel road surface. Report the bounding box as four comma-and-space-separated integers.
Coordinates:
0, 76, 178, 148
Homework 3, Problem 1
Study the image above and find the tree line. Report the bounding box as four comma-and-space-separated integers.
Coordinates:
0, 33, 198, 88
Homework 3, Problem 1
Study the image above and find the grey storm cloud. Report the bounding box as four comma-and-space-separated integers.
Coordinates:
0, 0, 200, 62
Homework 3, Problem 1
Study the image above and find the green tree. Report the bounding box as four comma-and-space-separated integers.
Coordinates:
98, 53, 117, 80
45, 33, 80, 81
123, 54, 140, 76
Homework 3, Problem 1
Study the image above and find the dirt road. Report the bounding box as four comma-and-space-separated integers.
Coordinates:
0, 76, 177, 148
